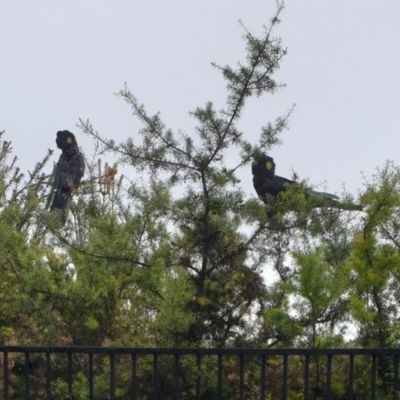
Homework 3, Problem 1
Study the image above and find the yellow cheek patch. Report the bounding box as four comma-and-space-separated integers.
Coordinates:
266, 161, 273, 170
67, 137, 73, 144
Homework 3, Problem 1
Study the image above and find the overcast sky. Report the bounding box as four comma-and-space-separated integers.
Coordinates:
2, 1, 400, 200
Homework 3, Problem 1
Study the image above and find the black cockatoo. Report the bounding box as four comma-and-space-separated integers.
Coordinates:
50, 130, 85, 225
252, 154, 362, 211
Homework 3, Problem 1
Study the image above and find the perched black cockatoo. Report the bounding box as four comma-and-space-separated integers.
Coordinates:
252, 154, 362, 211
50, 130, 85, 225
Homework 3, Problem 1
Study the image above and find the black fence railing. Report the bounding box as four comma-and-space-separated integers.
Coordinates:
1, 346, 400, 399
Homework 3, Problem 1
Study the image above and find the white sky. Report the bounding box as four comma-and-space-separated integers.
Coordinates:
2, 1, 399, 201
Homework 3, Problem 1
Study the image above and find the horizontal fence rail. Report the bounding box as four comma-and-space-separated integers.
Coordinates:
1, 347, 400, 399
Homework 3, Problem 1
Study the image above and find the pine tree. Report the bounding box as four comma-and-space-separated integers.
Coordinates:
79, 2, 295, 347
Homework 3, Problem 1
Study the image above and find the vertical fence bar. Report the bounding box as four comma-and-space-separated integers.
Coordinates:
196, 354, 201, 400
371, 354, 377, 400
326, 354, 332, 400
348, 354, 354, 400
239, 354, 244, 400
260, 355, 266, 400
152, 354, 158, 400
394, 355, 399, 400
46, 352, 51, 400
217, 354, 222, 400
304, 355, 309, 400
174, 354, 180, 400
110, 353, 115, 400
131, 353, 137, 400
3, 351, 8, 400
67, 351, 72, 398
24, 351, 30, 400
88, 353, 94, 400
282, 354, 288, 400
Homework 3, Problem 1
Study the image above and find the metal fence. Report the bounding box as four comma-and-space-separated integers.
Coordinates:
1, 346, 400, 399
